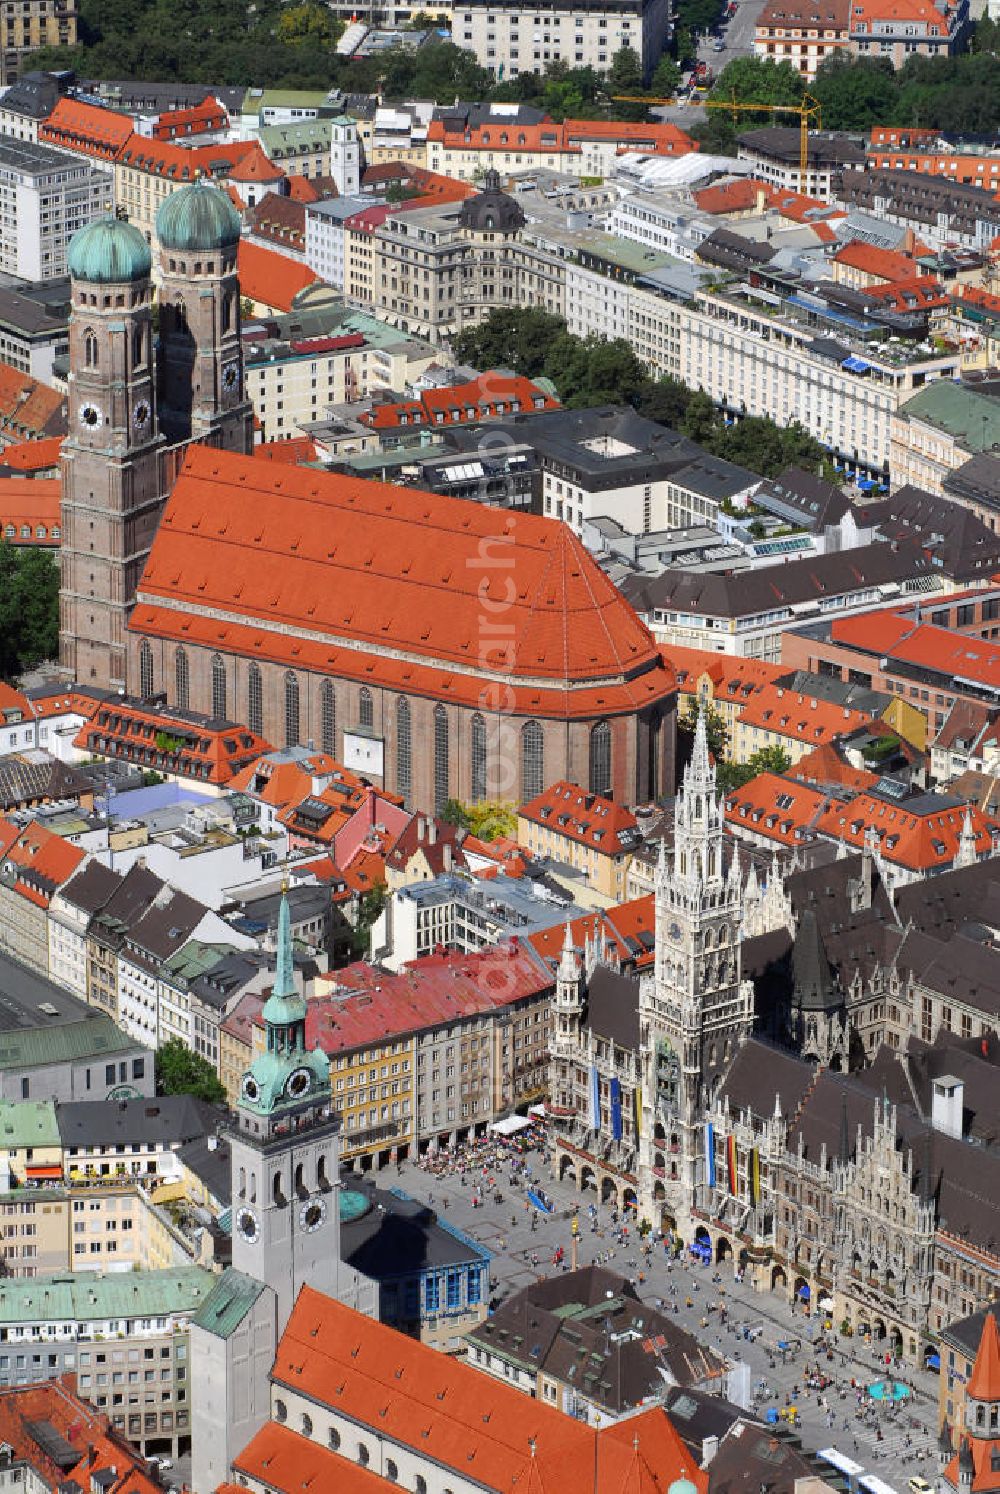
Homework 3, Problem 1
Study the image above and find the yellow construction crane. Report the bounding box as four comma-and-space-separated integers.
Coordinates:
612, 93, 821, 186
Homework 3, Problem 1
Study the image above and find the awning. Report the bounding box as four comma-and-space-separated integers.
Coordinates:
488, 1115, 532, 1136
927, 1353, 941, 1369
797, 1284, 811, 1300
856, 478, 877, 491
25, 1165, 62, 1180
842, 355, 870, 373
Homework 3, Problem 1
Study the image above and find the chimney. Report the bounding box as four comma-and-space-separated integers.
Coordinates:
701, 1434, 720, 1466
417, 815, 426, 842
428, 821, 437, 845
443, 843, 453, 872
931, 1076, 963, 1139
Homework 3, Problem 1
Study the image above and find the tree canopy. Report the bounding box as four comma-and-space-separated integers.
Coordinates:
0, 544, 59, 681
155, 1038, 227, 1106
453, 308, 835, 481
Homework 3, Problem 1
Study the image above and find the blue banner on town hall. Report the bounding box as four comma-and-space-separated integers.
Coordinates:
610, 1076, 623, 1141
705, 1122, 716, 1189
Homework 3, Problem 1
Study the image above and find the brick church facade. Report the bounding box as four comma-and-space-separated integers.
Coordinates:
60, 184, 677, 809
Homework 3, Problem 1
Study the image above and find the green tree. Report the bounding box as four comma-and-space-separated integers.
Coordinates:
451, 307, 566, 379
679, 700, 728, 762
275, 1, 339, 45
811, 53, 898, 130
0, 543, 59, 680
441, 798, 471, 829
716, 744, 792, 792
650, 55, 682, 97
352, 880, 387, 958
609, 45, 643, 94
464, 800, 517, 840
156, 1038, 227, 1105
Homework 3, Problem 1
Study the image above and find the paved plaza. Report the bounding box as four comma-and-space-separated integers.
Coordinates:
393, 1145, 946, 1489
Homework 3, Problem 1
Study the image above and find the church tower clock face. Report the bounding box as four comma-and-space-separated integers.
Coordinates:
79, 402, 103, 429
285, 1067, 312, 1101
300, 1198, 327, 1233
236, 1207, 259, 1244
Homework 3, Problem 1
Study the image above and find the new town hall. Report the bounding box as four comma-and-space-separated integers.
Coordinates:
58, 183, 676, 810
550, 712, 1000, 1368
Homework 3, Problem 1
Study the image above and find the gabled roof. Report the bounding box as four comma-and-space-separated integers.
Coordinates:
817, 789, 996, 871
39, 98, 134, 159
236, 239, 318, 311
360, 373, 558, 430
131, 445, 674, 720
272, 1289, 705, 1493
73, 696, 272, 786
519, 780, 639, 854
0, 364, 66, 444
969, 1311, 1000, 1402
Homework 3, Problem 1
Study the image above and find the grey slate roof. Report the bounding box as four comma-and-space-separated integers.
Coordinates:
621, 540, 934, 619
581, 965, 640, 1051
466, 1266, 724, 1411
0, 951, 140, 1068
56, 1094, 223, 1148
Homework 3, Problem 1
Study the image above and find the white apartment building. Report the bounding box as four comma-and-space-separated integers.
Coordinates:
564, 262, 960, 476
0, 137, 113, 281
304, 195, 370, 288
452, 0, 669, 78
606, 193, 714, 259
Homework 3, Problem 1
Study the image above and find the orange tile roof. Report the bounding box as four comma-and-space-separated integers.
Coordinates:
0, 477, 61, 545
519, 779, 639, 854
228, 750, 365, 810
153, 95, 228, 141
791, 741, 880, 791
527, 894, 656, 972
816, 790, 996, 870
40, 98, 134, 159
850, 0, 954, 30
693, 177, 765, 215
428, 115, 695, 159
1, 436, 62, 473
237, 239, 318, 311
73, 697, 273, 786
232, 143, 285, 183
831, 612, 1000, 692
968, 1310, 1000, 1402
273, 1289, 704, 1494
361, 373, 559, 430
131, 445, 675, 720
0, 681, 32, 721
664, 644, 784, 705
0, 817, 85, 905
725, 772, 831, 848
256, 435, 321, 465
234, 1424, 392, 1494
287, 174, 321, 204
0, 364, 66, 444
832, 241, 921, 282
862, 276, 948, 313
309, 942, 553, 1053
945, 1436, 1000, 1494
738, 684, 876, 747
0, 1379, 159, 1494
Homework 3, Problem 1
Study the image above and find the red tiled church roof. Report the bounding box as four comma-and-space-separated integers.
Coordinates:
237, 240, 318, 311
270, 1289, 705, 1494
131, 446, 675, 720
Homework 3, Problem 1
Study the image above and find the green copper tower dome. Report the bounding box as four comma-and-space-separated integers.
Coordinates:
156, 179, 241, 254
238, 888, 329, 1119
67, 217, 152, 283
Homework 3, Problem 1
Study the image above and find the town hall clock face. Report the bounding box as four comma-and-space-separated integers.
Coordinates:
79, 402, 103, 429
236, 1207, 259, 1244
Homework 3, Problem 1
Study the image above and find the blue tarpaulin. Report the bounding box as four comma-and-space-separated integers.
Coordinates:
842, 355, 870, 373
